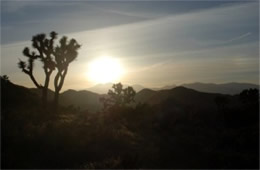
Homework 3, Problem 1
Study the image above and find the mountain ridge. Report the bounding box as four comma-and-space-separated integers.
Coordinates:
85, 82, 258, 95
3, 78, 257, 113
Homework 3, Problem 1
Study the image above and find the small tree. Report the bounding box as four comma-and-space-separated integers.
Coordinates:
1, 75, 10, 82
100, 82, 136, 109
53, 36, 81, 109
18, 32, 57, 107
239, 88, 259, 104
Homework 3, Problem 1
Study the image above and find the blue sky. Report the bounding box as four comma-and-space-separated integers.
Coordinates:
1, 0, 259, 90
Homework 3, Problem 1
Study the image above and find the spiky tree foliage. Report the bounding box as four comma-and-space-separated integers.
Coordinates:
100, 83, 136, 109
53, 36, 81, 109
18, 32, 57, 107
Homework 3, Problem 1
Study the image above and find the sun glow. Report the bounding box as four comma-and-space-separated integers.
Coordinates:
87, 56, 124, 84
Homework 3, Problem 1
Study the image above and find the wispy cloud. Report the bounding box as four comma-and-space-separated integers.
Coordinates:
225, 32, 252, 43
1, 1, 259, 89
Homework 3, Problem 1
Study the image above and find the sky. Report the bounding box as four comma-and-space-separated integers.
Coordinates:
1, 0, 259, 91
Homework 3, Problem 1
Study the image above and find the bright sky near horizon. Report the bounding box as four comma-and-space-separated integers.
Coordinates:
1, 0, 259, 91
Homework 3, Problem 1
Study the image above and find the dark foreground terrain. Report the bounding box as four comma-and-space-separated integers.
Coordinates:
1, 77, 259, 169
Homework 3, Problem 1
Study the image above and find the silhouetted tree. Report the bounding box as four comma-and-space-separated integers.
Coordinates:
239, 88, 259, 104
53, 36, 81, 109
1, 75, 10, 82
100, 83, 136, 109
18, 32, 57, 107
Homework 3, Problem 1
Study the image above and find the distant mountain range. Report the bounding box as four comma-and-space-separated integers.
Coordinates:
2, 77, 258, 113
86, 82, 258, 95
86, 83, 145, 94
135, 87, 225, 114
60, 89, 102, 113
181, 82, 259, 95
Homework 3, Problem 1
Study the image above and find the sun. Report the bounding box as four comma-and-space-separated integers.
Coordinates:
87, 56, 124, 84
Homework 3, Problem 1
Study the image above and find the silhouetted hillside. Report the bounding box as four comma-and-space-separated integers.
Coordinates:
1, 77, 40, 109
87, 82, 258, 95
135, 88, 157, 103
181, 82, 259, 95
29, 88, 102, 112
30, 88, 55, 102
3, 79, 256, 114
137, 86, 231, 107
60, 89, 102, 112
2, 78, 259, 169
28, 84, 255, 113
132, 84, 145, 92
151, 84, 176, 91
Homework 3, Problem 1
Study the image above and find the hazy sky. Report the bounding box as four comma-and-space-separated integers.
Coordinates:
1, 0, 259, 90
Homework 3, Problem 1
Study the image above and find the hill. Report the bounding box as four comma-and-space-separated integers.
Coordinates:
60, 89, 102, 112
86, 82, 259, 95
5, 79, 254, 113
86, 83, 145, 94
3, 78, 257, 114
1, 77, 40, 110
181, 82, 259, 95
2, 77, 259, 169
135, 86, 237, 116
151, 84, 176, 91
29, 87, 102, 112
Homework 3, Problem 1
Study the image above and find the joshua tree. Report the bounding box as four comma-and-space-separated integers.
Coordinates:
18, 31, 80, 109
100, 82, 136, 109
18, 32, 57, 107
53, 36, 81, 109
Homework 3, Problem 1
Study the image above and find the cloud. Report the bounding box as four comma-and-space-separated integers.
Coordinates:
225, 32, 252, 43
1, 1, 259, 89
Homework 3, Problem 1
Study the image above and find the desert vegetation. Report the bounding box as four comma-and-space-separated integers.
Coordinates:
1, 75, 259, 169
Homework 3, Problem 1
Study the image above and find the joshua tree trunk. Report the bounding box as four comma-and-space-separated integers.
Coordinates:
54, 90, 59, 111
54, 68, 68, 111
42, 88, 47, 107
42, 71, 51, 108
